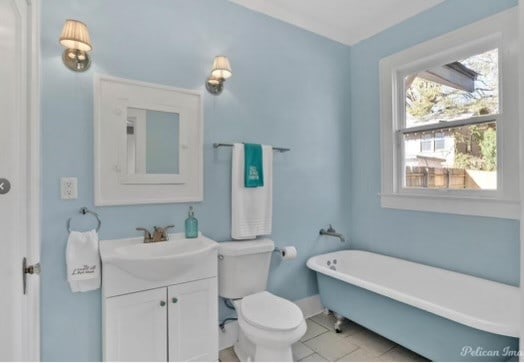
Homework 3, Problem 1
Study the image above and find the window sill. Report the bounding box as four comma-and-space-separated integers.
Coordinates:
380, 193, 519, 220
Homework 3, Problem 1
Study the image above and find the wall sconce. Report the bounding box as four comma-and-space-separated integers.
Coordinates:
205, 56, 232, 95
59, 19, 93, 72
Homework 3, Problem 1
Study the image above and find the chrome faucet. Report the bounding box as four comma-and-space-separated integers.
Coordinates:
136, 225, 175, 243
319, 224, 346, 242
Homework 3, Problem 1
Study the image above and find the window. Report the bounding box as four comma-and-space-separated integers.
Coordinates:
420, 134, 434, 153
434, 132, 446, 151
379, 9, 519, 219
402, 49, 499, 191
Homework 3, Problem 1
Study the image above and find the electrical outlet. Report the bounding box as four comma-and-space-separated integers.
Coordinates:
61, 177, 78, 200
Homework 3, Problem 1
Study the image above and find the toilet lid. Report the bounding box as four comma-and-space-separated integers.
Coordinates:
240, 291, 304, 331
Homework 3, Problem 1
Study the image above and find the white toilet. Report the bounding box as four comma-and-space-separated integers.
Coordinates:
218, 239, 306, 362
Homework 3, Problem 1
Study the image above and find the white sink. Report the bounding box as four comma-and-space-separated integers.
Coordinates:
100, 233, 218, 282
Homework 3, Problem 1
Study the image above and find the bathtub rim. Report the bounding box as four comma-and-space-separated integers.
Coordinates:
307, 250, 519, 338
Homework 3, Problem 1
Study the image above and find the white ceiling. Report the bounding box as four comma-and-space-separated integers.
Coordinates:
229, 0, 445, 46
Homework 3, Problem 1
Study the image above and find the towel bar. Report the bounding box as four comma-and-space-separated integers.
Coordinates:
213, 143, 290, 153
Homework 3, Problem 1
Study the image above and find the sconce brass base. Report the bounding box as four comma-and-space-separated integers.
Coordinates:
62, 49, 91, 72
206, 77, 224, 95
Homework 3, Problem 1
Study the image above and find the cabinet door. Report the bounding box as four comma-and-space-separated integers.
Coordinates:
168, 278, 218, 362
104, 287, 168, 361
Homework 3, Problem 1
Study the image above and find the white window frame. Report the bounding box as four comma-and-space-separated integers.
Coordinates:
379, 8, 519, 220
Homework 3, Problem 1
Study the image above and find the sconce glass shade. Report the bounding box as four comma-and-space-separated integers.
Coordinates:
211, 56, 232, 79
60, 19, 92, 52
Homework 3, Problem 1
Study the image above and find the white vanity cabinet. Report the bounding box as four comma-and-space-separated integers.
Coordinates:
100, 234, 219, 362
105, 287, 168, 361
104, 278, 218, 362
168, 278, 218, 362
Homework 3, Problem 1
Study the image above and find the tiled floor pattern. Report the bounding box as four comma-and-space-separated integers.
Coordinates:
219, 312, 430, 362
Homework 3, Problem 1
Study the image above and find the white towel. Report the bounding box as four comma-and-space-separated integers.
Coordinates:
231, 143, 273, 240
66, 230, 101, 293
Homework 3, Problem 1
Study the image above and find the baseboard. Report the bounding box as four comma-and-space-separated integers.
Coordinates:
218, 294, 324, 350
294, 294, 324, 319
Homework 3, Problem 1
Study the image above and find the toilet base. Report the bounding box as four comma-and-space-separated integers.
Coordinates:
230, 294, 306, 362
233, 328, 254, 362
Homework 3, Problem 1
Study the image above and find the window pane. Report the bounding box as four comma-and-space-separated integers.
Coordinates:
434, 132, 446, 150
404, 49, 499, 128
420, 134, 433, 152
403, 122, 496, 190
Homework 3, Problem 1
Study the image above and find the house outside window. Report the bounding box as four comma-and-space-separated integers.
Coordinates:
434, 132, 446, 151
420, 134, 434, 153
379, 9, 519, 219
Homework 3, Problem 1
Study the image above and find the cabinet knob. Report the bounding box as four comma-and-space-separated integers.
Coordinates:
172, 297, 178, 304
160, 301, 166, 307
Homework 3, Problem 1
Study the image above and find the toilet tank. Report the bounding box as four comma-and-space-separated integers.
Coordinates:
218, 239, 275, 299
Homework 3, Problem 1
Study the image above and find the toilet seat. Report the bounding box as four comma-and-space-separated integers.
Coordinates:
239, 291, 304, 331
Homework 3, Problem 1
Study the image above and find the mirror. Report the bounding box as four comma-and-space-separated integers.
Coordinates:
126, 108, 180, 175
95, 75, 203, 206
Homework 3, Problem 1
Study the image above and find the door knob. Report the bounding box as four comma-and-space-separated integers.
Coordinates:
160, 301, 166, 307
172, 297, 178, 304
22, 257, 40, 295
0, 178, 11, 195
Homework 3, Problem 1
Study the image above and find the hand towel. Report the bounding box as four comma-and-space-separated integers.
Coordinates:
244, 143, 264, 188
66, 230, 101, 293
232, 143, 273, 240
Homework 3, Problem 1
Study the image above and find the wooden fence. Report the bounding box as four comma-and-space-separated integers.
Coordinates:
405, 167, 466, 189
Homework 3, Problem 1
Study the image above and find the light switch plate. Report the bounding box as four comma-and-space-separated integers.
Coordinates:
61, 177, 78, 200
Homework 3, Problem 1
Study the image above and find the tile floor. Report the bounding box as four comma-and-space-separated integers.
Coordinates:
219, 312, 430, 362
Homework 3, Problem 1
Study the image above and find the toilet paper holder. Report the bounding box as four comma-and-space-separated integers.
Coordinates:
273, 247, 287, 254
273, 246, 297, 259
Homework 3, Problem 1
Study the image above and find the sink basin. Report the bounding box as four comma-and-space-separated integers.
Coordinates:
100, 233, 218, 282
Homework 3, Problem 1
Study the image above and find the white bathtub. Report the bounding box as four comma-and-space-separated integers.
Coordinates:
307, 250, 519, 361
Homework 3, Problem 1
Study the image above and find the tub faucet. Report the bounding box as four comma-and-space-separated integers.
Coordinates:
319, 224, 346, 242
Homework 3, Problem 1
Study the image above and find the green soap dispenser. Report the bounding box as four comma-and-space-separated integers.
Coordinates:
185, 206, 198, 238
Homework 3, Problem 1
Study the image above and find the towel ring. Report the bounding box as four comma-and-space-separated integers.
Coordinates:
67, 207, 101, 233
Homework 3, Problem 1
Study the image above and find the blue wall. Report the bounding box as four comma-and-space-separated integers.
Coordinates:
41, 0, 350, 360
349, 0, 519, 285
41, 0, 520, 361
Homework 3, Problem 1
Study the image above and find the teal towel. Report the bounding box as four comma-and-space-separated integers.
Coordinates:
244, 143, 264, 188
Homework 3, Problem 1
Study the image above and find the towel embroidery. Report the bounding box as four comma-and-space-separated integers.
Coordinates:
72, 264, 97, 276
243, 143, 264, 188
248, 166, 260, 182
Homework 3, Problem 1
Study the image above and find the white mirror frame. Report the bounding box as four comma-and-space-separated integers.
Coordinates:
94, 75, 203, 206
